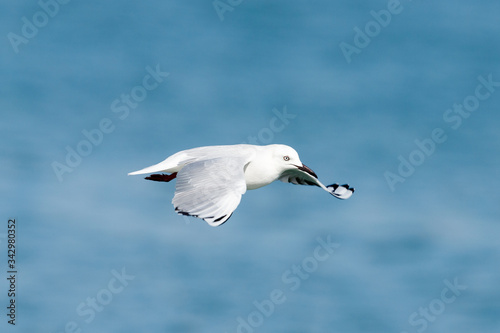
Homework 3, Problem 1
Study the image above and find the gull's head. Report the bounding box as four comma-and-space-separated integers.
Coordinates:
268, 144, 318, 179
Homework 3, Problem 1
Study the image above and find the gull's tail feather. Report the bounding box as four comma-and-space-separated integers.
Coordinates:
128, 164, 167, 176
128, 159, 181, 176
128, 151, 194, 176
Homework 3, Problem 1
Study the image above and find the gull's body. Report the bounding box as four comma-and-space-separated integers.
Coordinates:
129, 144, 354, 226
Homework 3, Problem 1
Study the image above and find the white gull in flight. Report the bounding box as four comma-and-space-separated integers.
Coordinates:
129, 144, 354, 226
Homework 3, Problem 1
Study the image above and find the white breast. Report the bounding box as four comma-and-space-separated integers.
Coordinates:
243, 155, 281, 190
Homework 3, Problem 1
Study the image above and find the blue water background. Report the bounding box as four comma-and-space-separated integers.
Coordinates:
1, 1, 499, 332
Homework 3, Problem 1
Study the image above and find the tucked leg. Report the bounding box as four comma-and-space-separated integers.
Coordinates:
145, 172, 178, 182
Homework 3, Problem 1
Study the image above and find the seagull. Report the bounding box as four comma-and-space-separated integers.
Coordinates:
129, 144, 354, 226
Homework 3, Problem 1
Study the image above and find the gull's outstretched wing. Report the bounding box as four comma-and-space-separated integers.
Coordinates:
279, 165, 355, 200
128, 144, 256, 176
172, 156, 249, 227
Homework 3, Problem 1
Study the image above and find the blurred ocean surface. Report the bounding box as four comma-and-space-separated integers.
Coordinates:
1, 1, 499, 332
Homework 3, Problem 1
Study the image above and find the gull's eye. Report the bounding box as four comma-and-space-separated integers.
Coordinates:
283, 155, 290, 161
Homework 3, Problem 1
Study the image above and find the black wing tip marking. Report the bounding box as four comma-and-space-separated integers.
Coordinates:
175, 207, 198, 218
326, 183, 355, 199
285, 176, 320, 186
328, 183, 355, 191
213, 213, 233, 226
174, 207, 233, 226
213, 215, 227, 223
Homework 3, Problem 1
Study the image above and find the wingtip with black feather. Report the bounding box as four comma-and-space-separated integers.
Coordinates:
327, 183, 355, 200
